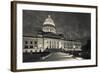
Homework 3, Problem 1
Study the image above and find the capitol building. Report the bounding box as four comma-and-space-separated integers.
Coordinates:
23, 15, 82, 53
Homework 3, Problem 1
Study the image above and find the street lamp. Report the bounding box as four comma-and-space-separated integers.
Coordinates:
73, 45, 76, 58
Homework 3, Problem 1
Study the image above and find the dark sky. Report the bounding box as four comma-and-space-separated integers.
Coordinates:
23, 10, 91, 40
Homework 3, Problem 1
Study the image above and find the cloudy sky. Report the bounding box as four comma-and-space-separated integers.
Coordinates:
23, 10, 91, 40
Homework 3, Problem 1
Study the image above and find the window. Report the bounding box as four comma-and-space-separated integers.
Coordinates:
25, 41, 28, 44
30, 41, 33, 44
34, 41, 37, 47
35, 41, 37, 44
24, 45, 28, 48
30, 46, 33, 48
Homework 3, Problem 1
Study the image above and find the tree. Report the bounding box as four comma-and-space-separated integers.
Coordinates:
81, 40, 91, 59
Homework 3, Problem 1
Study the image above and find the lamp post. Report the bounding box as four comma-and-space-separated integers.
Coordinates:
73, 45, 76, 58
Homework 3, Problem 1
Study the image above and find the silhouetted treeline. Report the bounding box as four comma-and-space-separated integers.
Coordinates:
81, 40, 91, 59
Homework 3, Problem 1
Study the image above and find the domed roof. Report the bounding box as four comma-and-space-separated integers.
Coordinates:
43, 15, 55, 26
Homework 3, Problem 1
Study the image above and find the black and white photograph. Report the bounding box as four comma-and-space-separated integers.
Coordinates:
23, 10, 91, 62
11, 1, 97, 72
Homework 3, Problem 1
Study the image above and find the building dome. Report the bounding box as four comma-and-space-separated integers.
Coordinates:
43, 15, 55, 26
42, 15, 56, 33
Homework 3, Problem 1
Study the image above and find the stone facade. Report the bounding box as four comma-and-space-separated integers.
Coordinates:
23, 15, 82, 53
